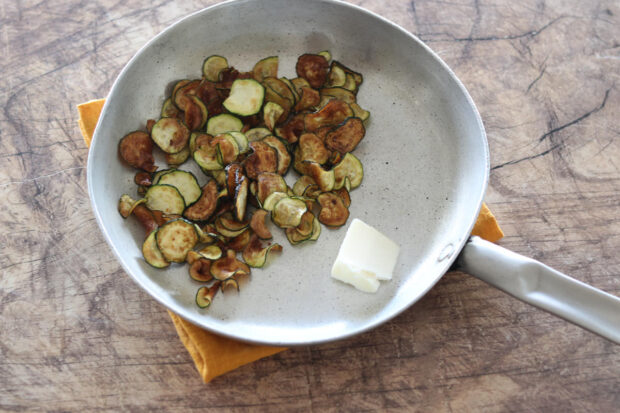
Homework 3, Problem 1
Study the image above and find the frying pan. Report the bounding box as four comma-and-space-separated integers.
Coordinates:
87, 0, 620, 345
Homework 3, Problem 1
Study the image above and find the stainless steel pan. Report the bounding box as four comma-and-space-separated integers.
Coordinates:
88, 0, 620, 345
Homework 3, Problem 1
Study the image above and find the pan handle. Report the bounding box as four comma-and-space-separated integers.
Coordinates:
456, 236, 620, 344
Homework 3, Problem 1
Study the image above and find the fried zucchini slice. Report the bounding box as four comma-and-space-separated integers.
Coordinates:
317, 192, 349, 227
298, 133, 329, 164
250, 209, 272, 239
184, 180, 218, 222
151, 118, 190, 154
292, 175, 317, 197
235, 176, 249, 221
184, 95, 208, 131
161, 97, 181, 118
202, 55, 228, 82
145, 184, 185, 215
223, 79, 265, 116
189, 259, 213, 282
142, 230, 170, 268
196, 283, 220, 308
262, 136, 291, 175
295, 86, 320, 112
271, 197, 307, 228
333, 153, 364, 189
275, 113, 305, 144
215, 212, 249, 238
262, 191, 289, 212
256, 172, 288, 204
173, 79, 201, 111
211, 249, 251, 280
229, 131, 249, 153
212, 133, 240, 165
242, 234, 283, 268
165, 146, 190, 166
304, 99, 353, 132
198, 245, 223, 260
193, 140, 222, 171
206, 113, 243, 135
244, 141, 278, 180
245, 127, 272, 142
253, 56, 279, 82
324, 117, 365, 153
155, 219, 199, 262
295, 53, 329, 89
118, 194, 146, 218
157, 170, 201, 206
227, 228, 252, 252
119, 131, 157, 172
263, 102, 284, 131
304, 162, 335, 192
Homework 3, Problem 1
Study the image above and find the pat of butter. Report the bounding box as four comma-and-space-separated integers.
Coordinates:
331, 218, 400, 293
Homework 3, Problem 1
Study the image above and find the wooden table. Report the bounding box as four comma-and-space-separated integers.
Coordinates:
2, 0, 619, 410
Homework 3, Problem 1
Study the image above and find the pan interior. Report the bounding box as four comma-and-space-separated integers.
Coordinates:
88, 0, 488, 345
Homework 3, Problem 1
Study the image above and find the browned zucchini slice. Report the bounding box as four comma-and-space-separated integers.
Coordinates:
244, 141, 278, 180
193, 139, 222, 171
119, 131, 157, 172
253, 56, 279, 82
206, 114, 243, 135
317, 192, 349, 227
262, 136, 291, 175
193, 224, 216, 245
211, 249, 251, 280
227, 228, 251, 252
292, 175, 317, 196
304, 100, 354, 132
333, 153, 364, 189
155, 219, 199, 262
257, 172, 288, 204
173, 79, 201, 111
275, 113, 305, 144
263, 102, 284, 131
272, 197, 307, 228
324, 117, 365, 153
220, 278, 240, 292
196, 283, 220, 308
145, 184, 185, 215
161, 97, 181, 118
285, 227, 312, 245
295, 54, 329, 89
333, 186, 351, 208
184, 95, 208, 131
262, 191, 289, 212
132, 205, 159, 237
151, 118, 190, 154
329, 61, 363, 88
235, 176, 248, 221
295, 211, 315, 237
142, 230, 170, 268
298, 133, 330, 164
309, 216, 321, 241
202, 55, 228, 82
350, 102, 370, 122
245, 127, 271, 142
304, 162, 335, 191
250, 209, 272, 239
295, 86, 320, 112
229, 131, 249, 153
290, 77, 311, 95
242, 234, 283, 268
212, 133, 240, 165
225, 163, 244, 197
215, 212, 249, 238
165, 146, 190, 166
263, 77, 296, 107
320, 87, 356, 105
189, 259, 213, 282
134, 172, 153, 187
118, 194, 145, 218
198, 245, 223, 260
184, 180, 218, 222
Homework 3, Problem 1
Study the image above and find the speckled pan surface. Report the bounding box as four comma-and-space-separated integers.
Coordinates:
87, 0, 488, 346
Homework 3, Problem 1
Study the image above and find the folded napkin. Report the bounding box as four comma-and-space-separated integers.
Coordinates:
78, 98, 503, 383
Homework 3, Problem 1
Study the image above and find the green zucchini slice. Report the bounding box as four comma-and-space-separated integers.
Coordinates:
193, 142, 222, 171
145, 184, 185, 215
211, 249, 250, 280
212, 133, 240, 165
262, 191, 289, 212
324, 117, 365, 153
262, 77, 296, 107
206, 114, 243, 135
250, 209, 272, 239
298, 133, 329, 164
215, 213, 249, 238
262, 136, 291, 175
183, 180, 218, 222
152, 168, 174, 185
165, 146, 190, 166
285, 226, 312, 245
271, 197, 307, 228
157, 170, 201, 206
309, 216, 321, 241
318, 50, 332, 61
256, 172, 288, 204
333, 153, 364, 189
196, 283, 220, 308
252, 56, 279, 82
317, 192, 349, 227
350, 102, 370, 122
223, 79, 265, 116
161, 97, 181, 118
263, 101, 284, 131
228, 131, 249, 153
292, 175, 317, 197
242, 234, 283, 268
155, 219, 199, 262
245, 127, 271, 142
202, 55, 228, 82
151, 118, 190, 154
198, 245, 223, 260
119, 131, 157, 172
142, 230, 170, 268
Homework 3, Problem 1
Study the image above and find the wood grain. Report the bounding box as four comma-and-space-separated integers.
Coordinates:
1, 0, 619, 411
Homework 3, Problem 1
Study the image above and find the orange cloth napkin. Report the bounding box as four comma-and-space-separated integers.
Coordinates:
78, 98, 503, 383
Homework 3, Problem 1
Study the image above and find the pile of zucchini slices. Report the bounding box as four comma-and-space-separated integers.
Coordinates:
118, 52, 368, 308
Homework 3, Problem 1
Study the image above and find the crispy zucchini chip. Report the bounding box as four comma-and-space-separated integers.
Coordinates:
295, 54, 329, 89
189, 259, 213, 282
119, 131, 157, 172
211, 249, 251, 280
250, 209, 272, 239
317, 192, 349, 227
184, 180, 219, 222
324, 117, 365, 153
156, 219, 199, 262
196, 282, 220, 308
242, 234, 283, 268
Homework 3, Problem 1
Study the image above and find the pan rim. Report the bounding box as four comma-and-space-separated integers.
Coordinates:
87, 0, 489, 346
